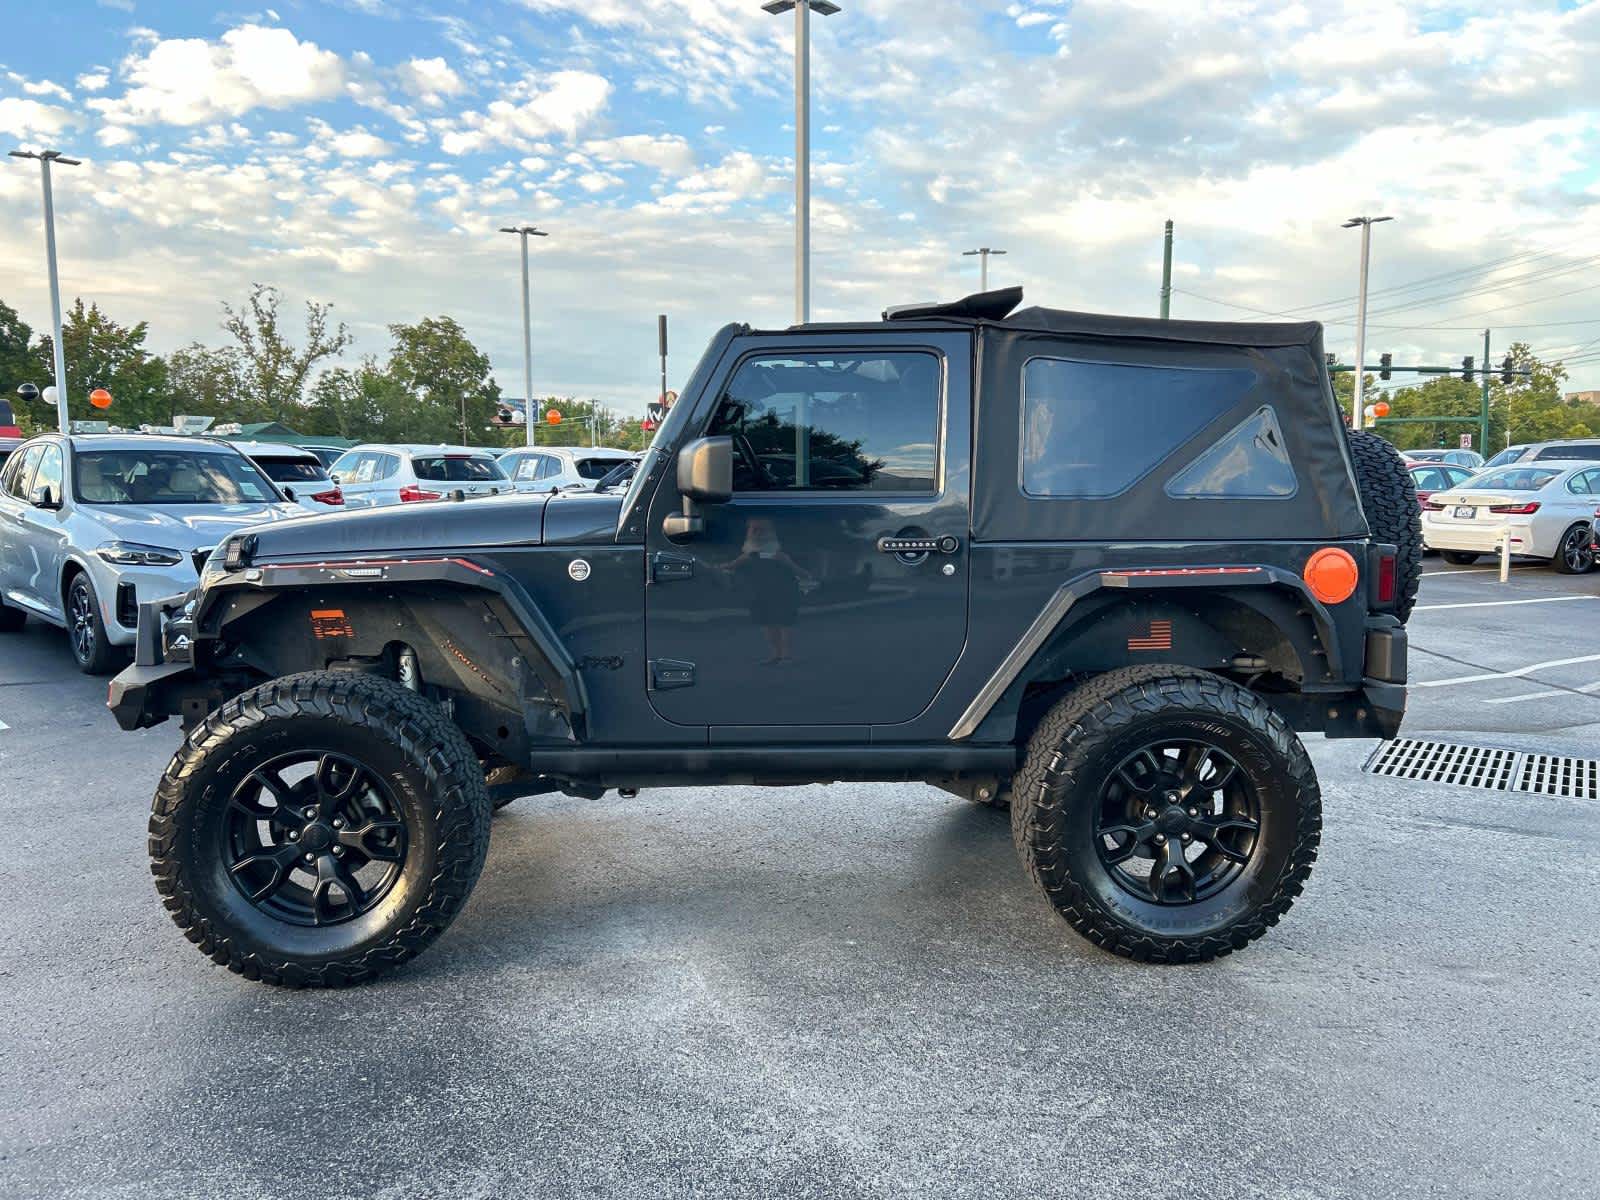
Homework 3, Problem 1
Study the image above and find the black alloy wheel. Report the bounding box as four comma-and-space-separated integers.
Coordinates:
66, 573, 118, 675
1554, 524, 1594, 575
1095, 741, 1260, 905
224, 752, 409, 927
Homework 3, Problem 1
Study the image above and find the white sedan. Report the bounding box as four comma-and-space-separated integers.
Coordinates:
1421, 461, 1600, 573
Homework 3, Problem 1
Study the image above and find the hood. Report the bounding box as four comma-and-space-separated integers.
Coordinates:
88, 501, 304, 549
250, 490, 550, 561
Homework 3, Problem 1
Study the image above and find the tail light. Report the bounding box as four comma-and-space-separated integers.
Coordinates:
399, 484, 442, 503
1489, 501, 1540, 514
1421, 499, 1444, 511
310, 487, 344, 506
1376, 552, 1397, 603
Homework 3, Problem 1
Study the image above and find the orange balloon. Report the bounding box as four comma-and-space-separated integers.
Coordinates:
545, 408, 562, 425
1373, 401, 1391, 418
89, 387, 113, 409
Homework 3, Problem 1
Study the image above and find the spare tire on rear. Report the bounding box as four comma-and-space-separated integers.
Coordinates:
1347, 430, 1422, 623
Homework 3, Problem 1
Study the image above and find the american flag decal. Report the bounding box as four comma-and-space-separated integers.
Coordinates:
1128, 620, 1173, 651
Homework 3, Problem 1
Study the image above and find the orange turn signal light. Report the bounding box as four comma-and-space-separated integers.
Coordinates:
1303, 547, 1359, 605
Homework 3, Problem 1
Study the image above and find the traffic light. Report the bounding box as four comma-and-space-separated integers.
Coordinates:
1379, 352, 1392, 381
1325, 352, 1337, 371
1437, 430, 1448, 447
1461, 356, 1475, 380
1501, 354, 1514, 385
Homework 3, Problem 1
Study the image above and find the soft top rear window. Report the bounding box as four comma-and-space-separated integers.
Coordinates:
412, 455, 505, 482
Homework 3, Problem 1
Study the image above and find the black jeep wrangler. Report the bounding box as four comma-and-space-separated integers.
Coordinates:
110, 288, 1419, 986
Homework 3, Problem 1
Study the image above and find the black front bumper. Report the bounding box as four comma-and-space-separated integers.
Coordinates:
107, 594, 214, 731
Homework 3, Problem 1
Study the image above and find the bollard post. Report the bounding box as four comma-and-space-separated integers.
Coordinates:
1500, 537, 1510, 583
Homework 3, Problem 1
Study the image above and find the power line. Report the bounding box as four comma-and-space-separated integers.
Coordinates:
1319, 254, 1600, 324
1270, 247, 1564, 316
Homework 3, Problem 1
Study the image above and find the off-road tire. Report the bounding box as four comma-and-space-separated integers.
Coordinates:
1552, 523, 1594, 575
1011, 665, 1320, 963
1347, 430, 1422, 622
1441, 551, 1480, 566
66, 571, 121, 675
149, 671, 493, 987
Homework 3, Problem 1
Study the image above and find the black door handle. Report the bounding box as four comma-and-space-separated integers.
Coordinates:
877, 535, 960, 555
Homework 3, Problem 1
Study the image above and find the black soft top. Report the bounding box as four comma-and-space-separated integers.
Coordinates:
884, 287, 1320, 349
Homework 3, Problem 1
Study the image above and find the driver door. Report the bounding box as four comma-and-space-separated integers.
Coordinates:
643, 334, 972, 728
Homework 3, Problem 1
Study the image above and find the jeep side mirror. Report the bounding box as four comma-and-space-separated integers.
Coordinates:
665, 436, 732, 538
29, 483, 60, 510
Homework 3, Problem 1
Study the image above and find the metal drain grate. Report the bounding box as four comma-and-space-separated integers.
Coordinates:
1365, 738, 1600, 801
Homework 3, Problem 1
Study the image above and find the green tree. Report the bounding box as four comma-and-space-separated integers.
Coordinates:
384, 316, 501, 445
34, 299, 171, 429
165, 343, 251, 421
0, 300, 42, 431
304, 359, 410, 441
221, 284, 352, 423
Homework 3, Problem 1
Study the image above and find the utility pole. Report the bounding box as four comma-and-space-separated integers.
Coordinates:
499, 224, 548, 446
1342, 215, 1392, 431
1480, 328, 1491, 457
962, 247, 1008, 292
658, 314, 668, 408
762, 0, 841, 325
1159, 219, 1173, 319
9, 148, 80, 432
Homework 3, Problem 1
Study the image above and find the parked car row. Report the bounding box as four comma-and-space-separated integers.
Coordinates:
1412, 459, 1600, 574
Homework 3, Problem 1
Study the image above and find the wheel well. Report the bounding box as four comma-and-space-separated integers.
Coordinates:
60, 559, 85, 608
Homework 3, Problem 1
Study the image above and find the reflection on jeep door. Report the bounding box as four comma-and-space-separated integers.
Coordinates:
644, 335, 973, 727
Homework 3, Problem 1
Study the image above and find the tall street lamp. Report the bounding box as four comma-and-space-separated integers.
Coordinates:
1342, 215, 1392, 431
762, 0, 841, 326
500, 224, 548, 446
9, 148, 80, 433
962, 247, 1007, 293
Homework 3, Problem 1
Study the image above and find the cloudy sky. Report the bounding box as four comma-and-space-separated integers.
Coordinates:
2, 0, 1598, 416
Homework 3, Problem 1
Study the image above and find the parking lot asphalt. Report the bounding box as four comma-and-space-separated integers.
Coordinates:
1, 560, 1596, 1200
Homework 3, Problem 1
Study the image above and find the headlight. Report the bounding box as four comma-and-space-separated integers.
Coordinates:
95, 541, 183, 566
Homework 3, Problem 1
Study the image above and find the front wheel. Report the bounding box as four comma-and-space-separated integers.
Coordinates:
1441, 551, 1480, 566
1011, 666, 1320, 963
1552, 524, 1594, 575
66, 571, 120, 675
148, 671, 492, 987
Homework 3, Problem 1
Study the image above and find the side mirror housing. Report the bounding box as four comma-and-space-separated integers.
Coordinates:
665, 436, 732, 538
281, 486, 297, 503
677, 436, 732, 504
29, 483, 60, 510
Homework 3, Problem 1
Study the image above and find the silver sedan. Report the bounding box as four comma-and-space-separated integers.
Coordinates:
0, 433, 304, 673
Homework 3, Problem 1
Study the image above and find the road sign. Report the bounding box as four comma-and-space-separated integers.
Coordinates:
1460, 434, 1473, 450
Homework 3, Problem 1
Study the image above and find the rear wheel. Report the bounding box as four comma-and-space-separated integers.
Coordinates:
1011, 665, 1320, 963
65, 572, 120, 675
1552, 523, 1594, 574
1441, 551, 1480, 566
1347, 430, 1422, 621
148, 671, 492, 987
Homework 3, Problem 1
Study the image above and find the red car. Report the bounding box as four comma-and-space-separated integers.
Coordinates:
0, 397, 20, 439
1408, 461, 1476, 508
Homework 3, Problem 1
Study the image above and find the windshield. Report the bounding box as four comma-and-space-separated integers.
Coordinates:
1483, 446, 1525, 469
412, 455, 506, 482
75, 449, 281, 505
1463, 467, 1561, 492
255, 458, 328, 483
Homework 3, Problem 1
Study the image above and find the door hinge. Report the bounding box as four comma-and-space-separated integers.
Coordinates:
649, 659, 696, 690
651, 551, 695, 583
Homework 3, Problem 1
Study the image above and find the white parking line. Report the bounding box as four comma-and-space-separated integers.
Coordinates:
0, 716, 8, 731
1416, 652, 1600, 689
1487, 680, 1600, 705
1415, 596, 1600, 612
1419, 568, 1498, 577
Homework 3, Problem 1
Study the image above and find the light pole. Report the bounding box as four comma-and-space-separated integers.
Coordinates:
1342, 215, 1392, 430
9, 148, 80, 433
962, 247, 1007, 293
762, 0, 841, 325
499, 224, 548, 446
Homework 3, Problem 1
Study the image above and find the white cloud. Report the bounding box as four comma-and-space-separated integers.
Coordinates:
76, 71, 111, 93
396, 56, 465, 106
576, 170, 622, 193
0, 97, 77, 139
88, 24, 345, 129
438, 70, 611, 154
